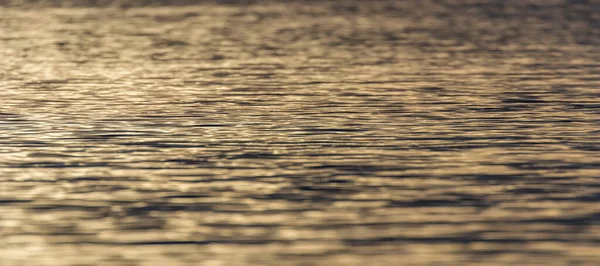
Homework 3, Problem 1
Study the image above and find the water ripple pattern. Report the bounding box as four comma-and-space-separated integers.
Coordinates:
0, 0, 599, 265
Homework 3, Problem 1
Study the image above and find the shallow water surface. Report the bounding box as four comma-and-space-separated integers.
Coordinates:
1, 1, 599, 265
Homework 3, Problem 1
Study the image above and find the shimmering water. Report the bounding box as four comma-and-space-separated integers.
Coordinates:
1, 0, 599, 265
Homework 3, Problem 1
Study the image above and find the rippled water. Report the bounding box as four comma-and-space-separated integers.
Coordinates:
1, 0, 599, 265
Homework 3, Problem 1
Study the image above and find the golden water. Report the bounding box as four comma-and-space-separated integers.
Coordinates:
1, 1, 599, 265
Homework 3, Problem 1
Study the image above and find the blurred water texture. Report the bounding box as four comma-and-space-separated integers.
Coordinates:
1, 0, 599, 265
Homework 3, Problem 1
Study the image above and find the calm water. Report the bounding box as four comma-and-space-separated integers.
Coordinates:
1, 0, 599, 265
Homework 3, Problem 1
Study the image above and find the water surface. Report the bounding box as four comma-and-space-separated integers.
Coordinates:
1, 1, 599, 265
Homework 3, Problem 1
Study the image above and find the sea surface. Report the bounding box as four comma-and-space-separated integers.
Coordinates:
1, 0, 599, 265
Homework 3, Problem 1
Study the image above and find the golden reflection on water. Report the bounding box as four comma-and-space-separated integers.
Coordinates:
1, 1, 600, 265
